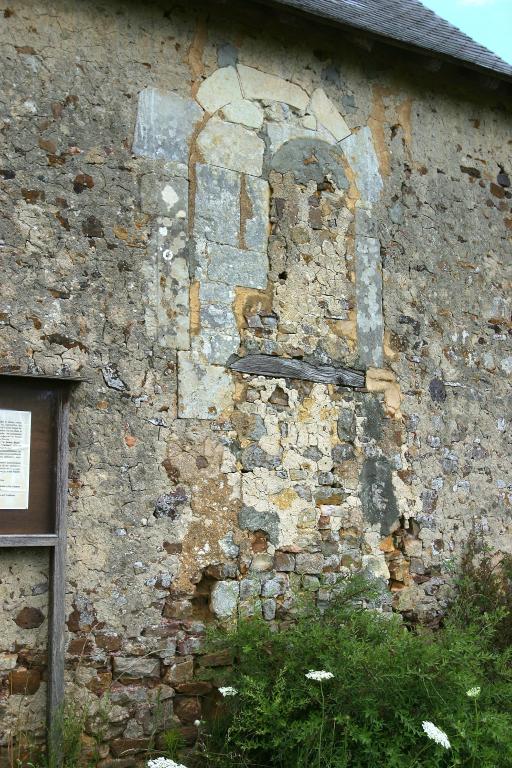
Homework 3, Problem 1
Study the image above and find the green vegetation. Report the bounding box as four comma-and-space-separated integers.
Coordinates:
197, 567, 512, 768
452, 532, 512, 650
159, 728, 187, 761
47, 702, 88, 768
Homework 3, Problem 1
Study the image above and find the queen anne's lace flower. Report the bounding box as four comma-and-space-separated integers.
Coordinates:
305, 670, 334, 681
147, 759, 187, 768
467, 686, 481, 698
422, 721, 451, 749
218, 686, 238, 696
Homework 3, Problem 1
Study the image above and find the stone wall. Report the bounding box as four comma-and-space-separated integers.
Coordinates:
0, 0, 511, 762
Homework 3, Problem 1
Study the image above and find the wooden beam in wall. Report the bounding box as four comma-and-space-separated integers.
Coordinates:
228, 354, 365, 388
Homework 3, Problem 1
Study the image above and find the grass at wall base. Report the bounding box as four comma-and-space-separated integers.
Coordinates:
195, 567, 512, 768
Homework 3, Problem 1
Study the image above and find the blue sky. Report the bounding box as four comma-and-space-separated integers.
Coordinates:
421, 0, 512, 64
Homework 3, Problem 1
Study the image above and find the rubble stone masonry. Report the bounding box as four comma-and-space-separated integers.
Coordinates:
0, 0, 511, 761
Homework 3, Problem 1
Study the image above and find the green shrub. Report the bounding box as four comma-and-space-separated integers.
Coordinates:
199, 578, 512, 768
451, 532, 512, 650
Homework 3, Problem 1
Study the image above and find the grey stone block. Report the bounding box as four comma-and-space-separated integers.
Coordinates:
360, 457, 399, 535
244, 176, 270, 253
332, 443, 355, 463
240, 445, 280, 471
133, 88, 203, 163
240, 576, 262, 599
341, 126, 383, 205
355, 235, 383, 367
142, 223, 189, 350
294, 483, 313, 499
200, 296, 237, 330
262, 598, 276, 620
199, 280, 235, 306
302, 575, 321, 591
304, 446, 323, 461
354, 206, 378, 238
218, 43, 238, 68
389, 201, 404, 224
210, 581, 239, 619
140, 171, 188, 218
195, 277, 240, 363
154, 488, 187, 519
337, 408, 355, 442
249, 415, 267, 440
177, 351, 234, 420
206, 243, 268, 289
194, 164, 241, 246
270, 137, 348, 190
296, 553, 324, 574
261, 574, 287, 597
361, 396, 383, 441
195, 330, 240, 365
113, 657, 160, 679
239, 505, 280, 545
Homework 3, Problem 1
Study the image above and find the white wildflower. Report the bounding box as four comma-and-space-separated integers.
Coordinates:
422, 721, 451, 749
194, 719, 203, 727
147, 759, 187, 768
218, 686, 238, 697
305, 670, 334, 681
466, 686, 481, 698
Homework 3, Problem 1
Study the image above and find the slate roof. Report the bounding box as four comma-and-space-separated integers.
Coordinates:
264, 0, 512, 80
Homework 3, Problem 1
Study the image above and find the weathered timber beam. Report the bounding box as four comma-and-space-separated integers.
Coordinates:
228, 354, 365, 388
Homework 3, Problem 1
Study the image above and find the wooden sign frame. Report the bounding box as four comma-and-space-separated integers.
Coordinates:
0, 373, 82, 759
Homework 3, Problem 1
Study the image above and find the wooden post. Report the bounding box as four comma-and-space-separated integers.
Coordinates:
47, 392, 69, 763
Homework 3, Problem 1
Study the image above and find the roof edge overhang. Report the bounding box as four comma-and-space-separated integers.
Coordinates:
229, 0, 512, 85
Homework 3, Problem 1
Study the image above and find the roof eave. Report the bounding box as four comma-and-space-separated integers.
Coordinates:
249, 0, 512, 84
